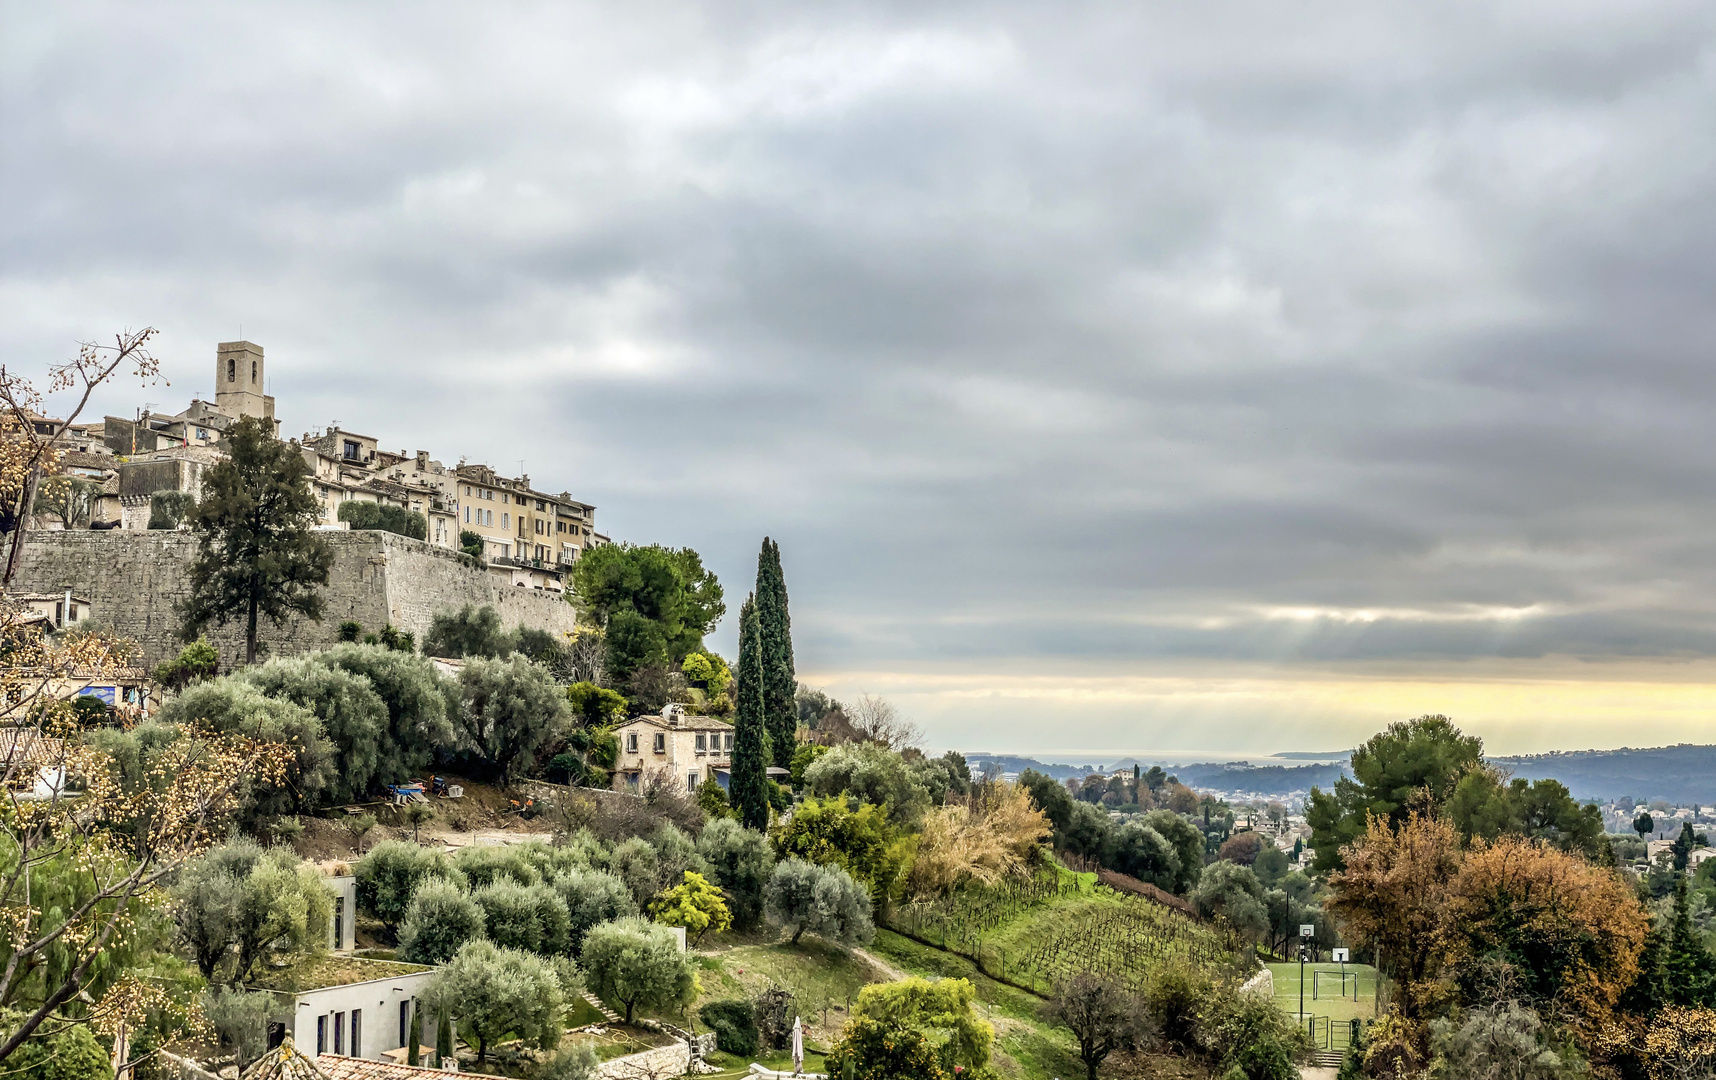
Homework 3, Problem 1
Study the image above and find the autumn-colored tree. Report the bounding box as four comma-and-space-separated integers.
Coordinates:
1439, 836, 1649, 1037
1324, 812, 1462, 1020
0, 647, 290, 1065
1642, 1006, 1716, 1080
0, 328, 161, 585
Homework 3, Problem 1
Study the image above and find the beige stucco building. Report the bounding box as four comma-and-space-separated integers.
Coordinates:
613, 704, 735, 793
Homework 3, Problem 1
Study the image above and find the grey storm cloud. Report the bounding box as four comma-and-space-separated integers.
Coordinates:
7, 0, 1716, 692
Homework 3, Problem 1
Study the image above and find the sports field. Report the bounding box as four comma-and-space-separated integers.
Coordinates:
1266, 962, 1381, 1023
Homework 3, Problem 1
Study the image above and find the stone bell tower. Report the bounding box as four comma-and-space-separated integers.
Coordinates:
215, 341, 277, 428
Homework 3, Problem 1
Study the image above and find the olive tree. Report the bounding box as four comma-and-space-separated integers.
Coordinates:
399, 878, 487, 965
455, 656, 572, 781
580, 917, 696, 1023
422, 940, 564, 1064
354, 841, 465, 934
697, 818, 774, 931
171, 841, 330, 985
313, 643, 461, 785
242, 657, 388, 805
156, 680, 333, 821
763, 858, 874, 945
550, 869, 638, 953
471, 879, 570, 955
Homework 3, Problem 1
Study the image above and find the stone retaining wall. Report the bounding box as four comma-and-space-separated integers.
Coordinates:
13, 529, 577, 669
596, 1033, 716, 1079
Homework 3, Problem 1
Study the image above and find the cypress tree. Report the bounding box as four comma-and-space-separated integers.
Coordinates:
731, 595, 770, 831
406, 1001, 419, 1066
1667, 876, 1716, 1005
436, 1010, 454, 1065
1675, 822, 1698, 873
756, 538, 797, 770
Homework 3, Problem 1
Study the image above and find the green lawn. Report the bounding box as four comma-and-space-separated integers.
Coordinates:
679, 936, 881, 1045
1266, 962, 1380, 1023
702, 1048, 828, 1078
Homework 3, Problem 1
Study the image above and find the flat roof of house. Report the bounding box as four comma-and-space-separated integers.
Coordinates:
250, 955, 431, 994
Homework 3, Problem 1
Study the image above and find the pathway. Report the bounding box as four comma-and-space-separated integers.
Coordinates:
848, 945, 909, 983
581, 990, 623, 1025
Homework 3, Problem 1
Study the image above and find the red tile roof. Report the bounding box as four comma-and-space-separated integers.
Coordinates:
314, 1056, 444, 1079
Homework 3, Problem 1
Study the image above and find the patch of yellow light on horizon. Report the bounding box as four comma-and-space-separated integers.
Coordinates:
807, 669, 1716, 725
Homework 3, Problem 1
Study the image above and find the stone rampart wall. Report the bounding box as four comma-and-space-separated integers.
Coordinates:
12, 529, 576, 669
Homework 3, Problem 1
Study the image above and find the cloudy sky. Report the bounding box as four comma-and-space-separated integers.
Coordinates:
8, 1, 1716, 758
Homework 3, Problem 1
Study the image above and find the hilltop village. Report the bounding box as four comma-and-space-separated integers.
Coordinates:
39, 340, 607, 593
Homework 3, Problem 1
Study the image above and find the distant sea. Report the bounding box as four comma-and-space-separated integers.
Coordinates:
1004, 750, 1350, 769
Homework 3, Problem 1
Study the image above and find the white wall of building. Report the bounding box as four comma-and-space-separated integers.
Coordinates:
290, 971, 436, 1061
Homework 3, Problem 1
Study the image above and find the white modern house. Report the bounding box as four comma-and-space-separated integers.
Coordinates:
256, 956, 436, 1063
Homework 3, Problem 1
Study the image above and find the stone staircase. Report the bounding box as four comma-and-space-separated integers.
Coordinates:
580, 990, 622, 1025
1312, 1049, 1346, 1068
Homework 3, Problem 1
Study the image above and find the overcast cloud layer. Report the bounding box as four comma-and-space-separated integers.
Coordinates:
8, 1, 1716, 756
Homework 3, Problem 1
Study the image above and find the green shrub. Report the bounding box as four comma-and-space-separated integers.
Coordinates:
356, 840, 465, 933
152, 637, 219, 691
454, 842, 541, 889
0, 1013, 113, 1080
70, 694, 110, 726
823, 1016, 947, 1080
399, 877, 486, 964
699, 998, 759, 1056
536, 1044, 599, 1080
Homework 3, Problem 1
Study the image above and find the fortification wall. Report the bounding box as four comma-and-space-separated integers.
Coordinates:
12, 530, 576, 668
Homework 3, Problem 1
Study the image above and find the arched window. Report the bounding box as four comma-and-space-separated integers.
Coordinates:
227, 358, 235, 382
251, 360, 257, 382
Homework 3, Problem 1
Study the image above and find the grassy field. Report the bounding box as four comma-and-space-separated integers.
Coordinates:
679, 936, 881, 1047
702, 1048, 828, 1078
873, 928, 1223, 1080
1267, 962, 1381, 1023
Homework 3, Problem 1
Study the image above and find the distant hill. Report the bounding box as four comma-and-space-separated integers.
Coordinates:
961, 754, 1097, 781
959, 752, 1349, 795
1492, 745, 1716, 804
1169, 761, 1348, 795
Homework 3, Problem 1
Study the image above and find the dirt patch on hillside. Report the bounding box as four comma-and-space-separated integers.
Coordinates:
290, 773, 557, 862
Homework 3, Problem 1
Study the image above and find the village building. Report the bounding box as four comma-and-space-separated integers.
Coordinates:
69, 339, 602, 580
613, 704, 735, 793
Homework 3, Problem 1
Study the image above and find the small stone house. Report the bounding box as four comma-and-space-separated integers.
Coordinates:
613, 704, 734, 793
